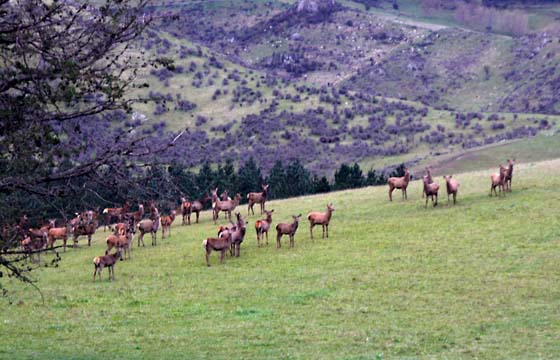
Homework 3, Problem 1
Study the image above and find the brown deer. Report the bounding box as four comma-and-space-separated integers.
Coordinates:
189, 195, 211, 224
230, 212, 248, 257
255, 209, 274, 247
504, 158, 515, 192
308, 203, 335, 240
276, 214, 302, 248
212, 192, 242, 224
72, 213, 98, 247
490, 165, 508, 197
180, 197, 192, 225
103, 201, 130, 231
137, 210, 160, 246
93, 248, 122, 281
423, 176, 439, 208
422, 167, 433, 198
28, 221, 52, 246
105, 233, 132, 260
203, 227, 234, 267
161, 210, 176, 238
443, 175, 460, 206
388, 168, 411, 201
21, 235, 47, 263
247, 184, 269, 215
47, 220, 72, 252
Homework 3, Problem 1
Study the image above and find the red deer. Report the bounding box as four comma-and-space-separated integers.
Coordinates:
72, 214, 98, 247
247, 184, 269, 215
423, 176, 439, 208
137, 210, 160, 247
47, 220, 72, 252
504, 159, 515, 192
308, 203, 335, 240
203, 227, 234, 267
27, 221, 52, 246
93, 249, 122, 281
213, 192, 242, 224
102, 201, 130, 231
21, 235, 47, 263
230, 213, 248, 257
180, 197, 192, 225
105, 233, 132, 260
443, 175, 460, 206
161, 210, 176, 238
255, 209, 274, 247
276, 214, 302, 248
189, 195, 211, 224
388, 168, 411, 201
490, 165, 508, 197
422, 167, 433, 198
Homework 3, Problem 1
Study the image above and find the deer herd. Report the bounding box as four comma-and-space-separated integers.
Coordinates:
16, 159, 516, 278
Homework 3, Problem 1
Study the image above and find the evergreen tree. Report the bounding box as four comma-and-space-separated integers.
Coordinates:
334, 162, 364, 189
313, 175, 331, 194
266, 160, 288, 199
285, 159, 313, 197
366, 168, 386, 186
236, 158, 263, 201
215, 159, 237, 195
197, 162, 216, 195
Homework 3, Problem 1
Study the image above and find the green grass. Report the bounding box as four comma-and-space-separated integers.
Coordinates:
2, 160, 560, 358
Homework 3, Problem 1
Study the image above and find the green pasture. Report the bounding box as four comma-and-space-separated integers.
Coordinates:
1, 160, 559, 359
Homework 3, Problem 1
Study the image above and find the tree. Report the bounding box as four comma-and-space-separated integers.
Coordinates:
0, 0, 184, 289
313, 175, 331, 194
236, 158, 263, 202
334, 163, 364, 190
285, 159, 313, 197
266, 160, 288, 199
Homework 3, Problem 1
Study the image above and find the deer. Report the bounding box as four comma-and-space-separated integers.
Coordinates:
422, 167, 433, 198
21, 235, 47, 263
247, 184, 269, 216
490, 165, 508, 197
105, 233, 132, 260
161, 210, 176, 239
504, 158, 515, 192
212, 191, 242, 224
28, 220, 52, 246
388, 168, 411, 201
423, 175, 439, 208
255, 209, 274, 247
180, 196, 192, 225
93, 248, 122, 281
137, 209, 160, 247
203, 226, 234, 267
443, 175, 460, 206
102, 201, 130, 231
308, 203, 335, 240
189, 194, 211, 224
276, 214, 302, 248
229, 212, 248, 257
47, 220, 72, 252
72, 213, 98, 247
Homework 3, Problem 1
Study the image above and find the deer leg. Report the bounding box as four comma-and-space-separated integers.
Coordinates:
326, 224, 329, 238
63, 237, 67, 252
265, 231, 269, 246
388, 186, 393, 201
404, 187, 407, 200
205, 249, 211, 267
322, 225, 325, 239
434, 194, 438, 207
310, 224, 314, 240
290, 235, 294, 248
220, 249, 225, 264
277, 233, 281, 249
195, 212, 199, 224
453, 193, 457, 205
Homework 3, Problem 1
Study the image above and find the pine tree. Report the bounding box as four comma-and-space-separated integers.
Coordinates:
313, 175, 331, 194
285, 159, 313, 197
236, 158, 263, 201
266, 160, 288, 199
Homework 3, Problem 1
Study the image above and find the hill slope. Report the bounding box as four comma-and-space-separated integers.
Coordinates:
2, 160, 560, 358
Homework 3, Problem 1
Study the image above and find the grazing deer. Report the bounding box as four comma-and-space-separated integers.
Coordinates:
255, 209, 274, 247
47, 220, 72, 252
93, 248, 122, 281
247, 184, 269, 216
276, 214, 302, 248
490, 165, 508, 197
388, 168, 411, 201
102, 201, 130, 231
230, 212, 248, 257
161, 210, 176, 238
423, 176, 439, 208
504, 158, 515, 192
308, 203, 335, 240
137, 209, 160, 246
212, 192, 242, 224
203, 227, 234, 267
443, 175, 460, 206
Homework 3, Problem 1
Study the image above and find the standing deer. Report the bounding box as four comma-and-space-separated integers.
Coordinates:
93, 248, 122, 281
212, 192, 242, 224
189, 195, 211, 224
203, 227, 234, 267
137, 209, 160, 246
103, 201, 130, 231
47, 220, 72, 252
308, 203, 335, 240
255, 209, 274, 247
180, 197, 192, 225
161, 210, 176, 238
247, 184, 269, 215
443, 175, 460, 206
388, 168, 411, 201
276, 214, 302, 248
504, 158, 515, 192
230, 212, 248, 257
423, 176, 439, 208
490, 165, 508, 197
422, 167, 433, 198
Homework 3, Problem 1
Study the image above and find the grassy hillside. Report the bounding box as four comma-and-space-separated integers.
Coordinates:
2, 160, 559, 358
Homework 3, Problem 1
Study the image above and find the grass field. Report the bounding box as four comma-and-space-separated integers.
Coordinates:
2, 160, 560, 359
